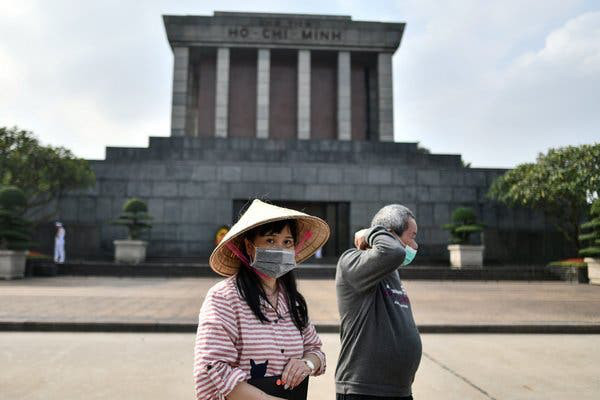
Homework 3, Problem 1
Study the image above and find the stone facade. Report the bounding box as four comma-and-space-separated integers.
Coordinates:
54, 137, 570, 264
164, 12, 403, 141
44, 12, 572, 265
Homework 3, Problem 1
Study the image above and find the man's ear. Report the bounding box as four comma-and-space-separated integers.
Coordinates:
388, 229, 405, 246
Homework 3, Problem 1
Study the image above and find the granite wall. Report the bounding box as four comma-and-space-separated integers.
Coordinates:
45, 137, 572, 264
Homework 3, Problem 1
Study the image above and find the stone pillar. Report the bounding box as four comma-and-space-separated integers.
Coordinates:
170, 47, 189, 137
187, 59, 199, 137
377, 52, 394, 141
256, 49, 270, 138
215, 47, 230, 138
297, 50, 311, 140
367, 65, 378, 141
337, 51, 351, 140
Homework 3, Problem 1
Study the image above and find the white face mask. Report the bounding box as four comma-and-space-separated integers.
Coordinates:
250, 247, 297, 278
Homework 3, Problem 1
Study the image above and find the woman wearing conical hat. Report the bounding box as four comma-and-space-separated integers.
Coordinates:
193, 199, 330, 400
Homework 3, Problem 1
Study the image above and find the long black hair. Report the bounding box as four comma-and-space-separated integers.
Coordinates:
235, 219, 309, 332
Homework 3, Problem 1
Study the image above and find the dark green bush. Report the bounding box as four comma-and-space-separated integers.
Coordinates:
113, 198, 152, 240
442, 207, 484, 245
0, 186, 32, 250
579, 199, 600, 258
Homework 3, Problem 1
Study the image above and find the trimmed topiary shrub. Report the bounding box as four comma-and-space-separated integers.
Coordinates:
579, 199, 600, 258
442, 207, 484, 245
113, 198, 152, 240
0, 186, 32, 250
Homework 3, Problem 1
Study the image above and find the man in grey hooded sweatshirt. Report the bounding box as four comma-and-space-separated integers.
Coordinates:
335, 204, 421, 400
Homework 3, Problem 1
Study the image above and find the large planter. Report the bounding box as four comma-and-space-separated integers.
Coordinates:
0, 250, 27, 279
114, 240, 147, 264
585, 258, 600, 285
448, 244, 484, 268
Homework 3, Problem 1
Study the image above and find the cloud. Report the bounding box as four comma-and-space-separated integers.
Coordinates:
0, 0, 348, 157
394, 1, 599, 167
0, 0, 173, 156
0, 1, 598, 168
484, 12, 600, 143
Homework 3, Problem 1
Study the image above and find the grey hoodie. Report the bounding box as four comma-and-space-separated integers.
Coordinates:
335, 225, 422, 397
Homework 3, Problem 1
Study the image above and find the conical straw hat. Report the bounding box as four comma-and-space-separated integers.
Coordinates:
209, 199, 330, 277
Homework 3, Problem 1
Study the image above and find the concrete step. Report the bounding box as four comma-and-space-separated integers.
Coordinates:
27, 260, 559, 280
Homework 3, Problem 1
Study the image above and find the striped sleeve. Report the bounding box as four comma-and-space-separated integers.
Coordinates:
194, 288, 247, 400
302, 321, 326, 376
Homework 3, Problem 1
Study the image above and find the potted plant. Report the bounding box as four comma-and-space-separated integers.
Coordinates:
579, 199, 600, 285
442, 207, 485, 268
112, 198, 152, 264
0, 186, 32, 279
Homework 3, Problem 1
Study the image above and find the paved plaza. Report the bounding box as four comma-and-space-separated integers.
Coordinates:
1, 276, 599, 328
2, 276, 599, 398
1, 332, 599, 399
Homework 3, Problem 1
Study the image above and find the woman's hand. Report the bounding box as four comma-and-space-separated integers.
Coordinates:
281, 358, 311, 390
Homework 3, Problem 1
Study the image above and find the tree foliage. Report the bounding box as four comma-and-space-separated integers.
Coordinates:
488, 143, 600, 249
0, 126, 96, 224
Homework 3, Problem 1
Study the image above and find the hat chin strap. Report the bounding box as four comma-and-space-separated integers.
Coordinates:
225, 241, 271, 280
224, 229, 314, 279
295, 230, 313, 256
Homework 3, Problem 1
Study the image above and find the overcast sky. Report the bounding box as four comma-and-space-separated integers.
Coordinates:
1, 0, 598, 168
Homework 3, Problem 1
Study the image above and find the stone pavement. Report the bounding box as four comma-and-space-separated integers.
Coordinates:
1, 277, 600, 330
1, 332, 599, 400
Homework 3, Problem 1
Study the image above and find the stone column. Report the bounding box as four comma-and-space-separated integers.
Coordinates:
377, 52, 394, 141
256, 49, 270, 138
170, 47, 189, 137
367, 65, 378, 140
297, 50, 311, 140
337, 51, 351, 140
187, 60, 199, 137
215, 47, 230, 138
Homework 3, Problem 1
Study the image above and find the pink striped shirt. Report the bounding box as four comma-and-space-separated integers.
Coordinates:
193, 276, 326, 400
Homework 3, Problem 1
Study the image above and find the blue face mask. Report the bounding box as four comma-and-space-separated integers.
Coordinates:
391, 230, 418, 266
402, 243, 417, 266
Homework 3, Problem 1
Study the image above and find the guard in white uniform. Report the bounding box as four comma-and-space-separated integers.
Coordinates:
54, 222, 66, 264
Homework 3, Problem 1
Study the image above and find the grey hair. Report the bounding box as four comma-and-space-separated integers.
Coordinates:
370, 204, 415, 235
